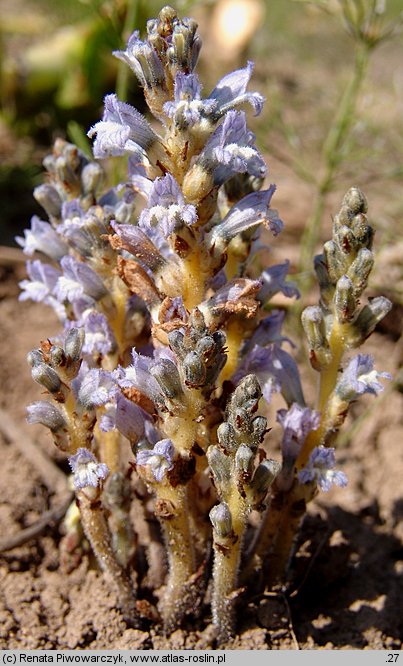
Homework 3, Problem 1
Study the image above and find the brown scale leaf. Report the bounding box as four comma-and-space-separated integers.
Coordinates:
116, 256, 161, 306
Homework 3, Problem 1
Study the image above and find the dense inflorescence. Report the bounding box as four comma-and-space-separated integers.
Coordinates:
19, 6, 391, 645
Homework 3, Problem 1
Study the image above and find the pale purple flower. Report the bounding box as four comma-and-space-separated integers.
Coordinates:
87, 94, 157, 159
76, 368, 117, 408
259, 260, 300, 302
336, 354, 391, 402
16, 216, 68, 260
207, 186, 283, 250
19, 260, 61, 303
82, 311, 117, 356
110, 221, 165, 272
277, 404, 320, 461
55, 256, 107, 303
58, 204, 108, 257
19, 260, 66, 320
113, 32, 165, 88
100, 393, 146, 443
199, 110, 266, 185
235, 343, 305, 406
298, 446, 348, 492
208, 61, 265, 117
139, 174, 197, 236
163, 72, 216, 127
68, 447, 109, 490
27, 400, 66, 432
246, 310, 293, 350
136, 439, 175, 482
118, 350, 163, 405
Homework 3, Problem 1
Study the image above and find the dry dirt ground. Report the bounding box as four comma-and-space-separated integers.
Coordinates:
0, 255, 402, 650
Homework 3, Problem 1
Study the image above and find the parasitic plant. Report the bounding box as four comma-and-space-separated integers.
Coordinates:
19, 5, 391, 645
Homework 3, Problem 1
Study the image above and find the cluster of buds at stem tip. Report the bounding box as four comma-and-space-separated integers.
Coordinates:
26, 328, 99, 452
302, 187, 392, 371
208, 374, 281, 516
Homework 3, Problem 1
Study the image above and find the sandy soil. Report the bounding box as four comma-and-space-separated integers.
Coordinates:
0, 256, 402, 650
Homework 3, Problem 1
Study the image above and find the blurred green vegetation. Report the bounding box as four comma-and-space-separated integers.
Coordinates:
0, 0, 402, 269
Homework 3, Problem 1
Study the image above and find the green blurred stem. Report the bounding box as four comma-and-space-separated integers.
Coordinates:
298, 41, 371, 295
116, 0, 140, 102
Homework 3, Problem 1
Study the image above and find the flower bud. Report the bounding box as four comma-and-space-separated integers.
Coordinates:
50, 346, 66, 368
33, 184, 62, 218
207, 445, 231, 486
350, 296, 392, 346
210, 502, 233, 538
27, 400, 67, 432
301, 306, 331, 369
27, 349, 44, 367
335, 225, 356, 255
351, 214, 374, 249
250, 459, 281, 500
64, 327, 85, 361
217, 422, 237, 453
150, 359, 184, 400
31, 363, 61, 393
81, 162, 104, 196
168, 330, 186, 359
342, 187, 368, 215
251, 415, 268, 445
183, 351, 206, 388
346, 248, 374, 297
335, 275, 356, 324
235, 444, 254, 478
324, 240, 346, 283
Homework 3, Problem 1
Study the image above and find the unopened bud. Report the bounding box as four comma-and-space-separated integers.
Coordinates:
335, 226, 356, 255
207, 445, 231, 486
350, 296, 392, 346
251, 415, 268, 445
324, 240, 346, 283
31, 363, 61, 393
27, 349, 44, 367
217, 422, 237, 453
150, 359, 184, 400
234, 374, 261, 410
64, 327, 85, 361
33, 184, 62, 218
335, 275, 356, 324
210, 502, 233, 539
302, 306, 331, 370
50, 346, 66, 368
250, 459, 281, 499
168, 330, 186, 359
351, 214, 374, 249
27, 400, 67, 432
347, 248, 374, 297
235, 444, 254, 478
342, 187, 368, 215
81, 162, 104, 196
196, 336, 216, 362
183, 351, 206, 388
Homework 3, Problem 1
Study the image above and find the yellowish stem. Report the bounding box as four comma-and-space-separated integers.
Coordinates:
99, 428, 121, 474
218, 318, 245, 385
157, 483, 195, 629
212, 486, 247, 643
297, 320, 346, 468
108, 277, 130, 356
181, 248, 208, 311
78, 490, 138, 624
